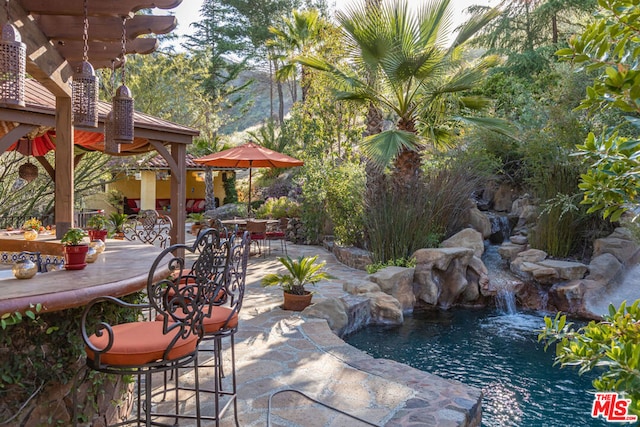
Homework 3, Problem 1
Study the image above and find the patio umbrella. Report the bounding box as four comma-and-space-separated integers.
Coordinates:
193, 142, 304, 215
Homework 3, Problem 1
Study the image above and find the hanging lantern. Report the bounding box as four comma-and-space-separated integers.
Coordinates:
112, 84, 134, 143
103, 110, 120, 154
72, 61, 98, 127
112, 17, 134, 143
0, 0, 26, 107
18, 162, 38, 182
71, 0, 98, 127
17, 140, 38, 182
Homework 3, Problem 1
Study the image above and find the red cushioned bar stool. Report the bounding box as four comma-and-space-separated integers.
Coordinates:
74, 228, 229, 427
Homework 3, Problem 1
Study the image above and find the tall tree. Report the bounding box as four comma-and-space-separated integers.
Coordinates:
301, 0, 504, 191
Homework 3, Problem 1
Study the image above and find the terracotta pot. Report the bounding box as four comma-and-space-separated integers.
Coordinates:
88, 229, 108, 242
282, 291, 312, 311
63, 244, 89, 270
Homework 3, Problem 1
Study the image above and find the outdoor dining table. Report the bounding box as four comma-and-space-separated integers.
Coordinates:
220, 218, 279, 231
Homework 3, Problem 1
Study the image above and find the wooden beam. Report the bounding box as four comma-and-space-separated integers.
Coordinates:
0, 109, 56, 127
35, 155, 55, 181
5, 2, 73, 97
54, 96, 74, 238
36, 15, 177, 41
0, 124, 37, 153
149, 140, 179, 176
19, 0, 183, 16
55, 38, 159, 66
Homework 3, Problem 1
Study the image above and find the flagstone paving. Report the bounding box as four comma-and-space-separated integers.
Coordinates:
170, 239, 482, 426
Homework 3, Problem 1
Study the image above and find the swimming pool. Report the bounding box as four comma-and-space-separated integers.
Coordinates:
345, 308, 610, 427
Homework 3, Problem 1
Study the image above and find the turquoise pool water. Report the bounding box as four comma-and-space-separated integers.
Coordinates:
345, 308, 612, 427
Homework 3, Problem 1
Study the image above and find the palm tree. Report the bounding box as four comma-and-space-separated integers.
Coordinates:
268, 9, 325, 105
300, 0, 505, 191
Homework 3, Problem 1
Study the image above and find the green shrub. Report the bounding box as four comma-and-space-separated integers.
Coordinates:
255, 196, 301, 219
300, 158, 330, 244
325, 162, 365, 247
366, 257, 416, 274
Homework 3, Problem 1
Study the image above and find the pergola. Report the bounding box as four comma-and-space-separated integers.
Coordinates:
0, 0, 195, 244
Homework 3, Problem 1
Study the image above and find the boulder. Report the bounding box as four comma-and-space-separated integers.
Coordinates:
466, 206, 492, 238
493, 182, 515, 212
367, 266, 416, 312
515, 248, 547, 263
511, 194, 533, 217
366, 292, 404, 325
498, 242, 526, 262
343, 280, 381, 295
537, 259, 588, 281
440, 228, 485, 257
509, 235, 528, 245
593, 228, 640, 265
548, 280, 587, 313
303, 298, 349, 335
587, 253, 623, 284
463, 256, 489, 301
413, 247, 475, 308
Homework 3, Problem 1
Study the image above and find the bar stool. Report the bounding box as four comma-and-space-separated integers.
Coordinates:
75, 228, 229, 427
188, 230, 251, 426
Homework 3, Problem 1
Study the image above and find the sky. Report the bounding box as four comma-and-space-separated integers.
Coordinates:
163, 0, 496, 43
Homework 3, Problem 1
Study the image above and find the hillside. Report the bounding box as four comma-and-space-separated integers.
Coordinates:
219, 68, 296, 134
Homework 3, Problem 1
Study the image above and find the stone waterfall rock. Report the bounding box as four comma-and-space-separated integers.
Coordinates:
343, 279, 381, 295
367, 266, 416, 313
498, 242, 527, 262
586, 253, 623, 284
303, 298, 349, 335
367, 292, 404, 325
467, 256, 490, 299
493, 182, 516, 212
466, 206, 492, 239
511, 250, 588, 285
413, 247, 476, 309
440, 228, 485, 257
593, 227, 640, 265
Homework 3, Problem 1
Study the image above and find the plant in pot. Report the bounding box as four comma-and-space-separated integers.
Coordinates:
86, 214, 108, 242
22, 217, 42, 241
187, 212, 208, 236
61, 228, 89, 270
109, 212, 129, 239
261, 255, 334, 311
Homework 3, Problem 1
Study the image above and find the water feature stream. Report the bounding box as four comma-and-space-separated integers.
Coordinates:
345, 308, 608, 426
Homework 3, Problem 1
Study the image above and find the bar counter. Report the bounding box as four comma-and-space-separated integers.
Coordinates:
0, 236, 169, 316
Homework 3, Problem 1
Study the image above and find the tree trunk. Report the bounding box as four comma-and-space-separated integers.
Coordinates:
363, 102, 386, 205
277, 79, 285, 124
392, 118, 422, 192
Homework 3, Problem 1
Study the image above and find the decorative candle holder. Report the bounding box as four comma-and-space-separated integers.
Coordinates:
13, 259, 37, 279
90, 239, 106, 254
85, 246, 99, 263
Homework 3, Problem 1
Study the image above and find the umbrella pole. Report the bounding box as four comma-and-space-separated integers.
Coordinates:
248, 166, 252, 216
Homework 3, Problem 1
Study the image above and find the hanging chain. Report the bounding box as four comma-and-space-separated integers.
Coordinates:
82, 0, 89, 62
4, 0, 10, 22
120, 17, 127, 85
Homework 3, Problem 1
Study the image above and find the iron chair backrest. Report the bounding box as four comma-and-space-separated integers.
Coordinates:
123, 209, 173, 248
81, 228, 230, 369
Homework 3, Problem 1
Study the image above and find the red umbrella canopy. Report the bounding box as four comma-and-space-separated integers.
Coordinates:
193, 142, 303, 216
193, 142, 304, 168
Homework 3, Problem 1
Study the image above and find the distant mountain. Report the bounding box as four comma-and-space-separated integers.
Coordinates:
219, 67, 296, 134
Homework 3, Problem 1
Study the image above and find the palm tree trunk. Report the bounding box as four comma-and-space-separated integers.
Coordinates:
204, 166, 215, 211
392, 118, 422, 192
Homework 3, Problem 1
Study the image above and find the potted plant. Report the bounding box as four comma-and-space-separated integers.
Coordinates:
22, 217, 42, 241
86, 214, 108, 242
61, 227, 89, 270
261, 255, 334, 311
109, 212, 129, 239
187, 212, 208, 236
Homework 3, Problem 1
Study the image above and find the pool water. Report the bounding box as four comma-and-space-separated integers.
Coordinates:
345, 308, 611, 427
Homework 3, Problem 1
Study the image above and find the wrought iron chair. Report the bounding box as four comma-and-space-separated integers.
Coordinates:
123, 209, 173, 248
245, 220, 266, 256
76, 228, 229, 427
266, 217, 288, 255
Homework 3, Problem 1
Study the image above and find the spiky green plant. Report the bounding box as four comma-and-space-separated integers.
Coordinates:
261, 255, 334, 295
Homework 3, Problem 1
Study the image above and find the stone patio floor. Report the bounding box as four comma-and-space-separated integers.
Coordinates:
158, 240, 482, 427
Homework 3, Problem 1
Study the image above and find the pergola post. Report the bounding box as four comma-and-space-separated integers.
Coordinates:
54, 96, 74, 238
170, 142, 186, 245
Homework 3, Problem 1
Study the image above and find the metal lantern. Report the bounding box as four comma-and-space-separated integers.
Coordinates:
103, 110, 120, 154
18, 162, 38, 182
112, 84, 134, 143
0, 3, 25, 107
71, 0, 98, 128
72, 61, 98, 127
